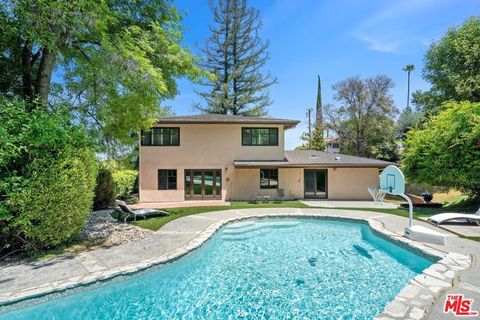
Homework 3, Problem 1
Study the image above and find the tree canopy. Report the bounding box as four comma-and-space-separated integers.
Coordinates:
0, 0, 201, 146
196, 0, 276, 116
324, 75, 398, 160
402, 101, 480, 197
413, 17, 480, 113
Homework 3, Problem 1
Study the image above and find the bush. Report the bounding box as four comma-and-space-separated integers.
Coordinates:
402, 101, 480, 197
93, 168, 116, 210
112, 170, 137, 199
7, 150, 96, 250
0, 98, 97, 252
405, 183, 448, 196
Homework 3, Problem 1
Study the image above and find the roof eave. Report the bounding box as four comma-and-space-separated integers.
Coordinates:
233, 162, 392, 168
154, 119, 300, 129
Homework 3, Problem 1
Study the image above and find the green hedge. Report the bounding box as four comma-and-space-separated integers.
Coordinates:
93, 168, 117, 210
112, 169, 137, 199
7, 150, 96, 250
0, 99, 97, 253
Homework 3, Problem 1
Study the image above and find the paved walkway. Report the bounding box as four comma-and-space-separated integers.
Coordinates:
0, 208, 478, 319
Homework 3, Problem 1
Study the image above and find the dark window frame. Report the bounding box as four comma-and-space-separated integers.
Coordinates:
158, 169, 177, 190
141, 127, 180, 146
260, 168, 279, 189
242, 127, 279, 146
184, 169, 222, 199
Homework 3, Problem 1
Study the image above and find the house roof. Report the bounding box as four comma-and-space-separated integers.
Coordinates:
155, 114, 299, 129
234, 150, 394, 168
325, 136, 338, 143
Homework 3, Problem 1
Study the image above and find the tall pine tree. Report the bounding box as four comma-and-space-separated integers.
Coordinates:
196, 0, 276, 116
296, 75, 325, 151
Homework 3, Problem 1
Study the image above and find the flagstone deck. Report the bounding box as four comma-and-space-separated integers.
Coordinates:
0, 208, 478, 319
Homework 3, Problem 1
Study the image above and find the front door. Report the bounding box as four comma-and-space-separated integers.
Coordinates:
185, 169, 222, 200
304, 169, 327, 199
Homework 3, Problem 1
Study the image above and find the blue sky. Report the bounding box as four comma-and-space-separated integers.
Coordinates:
167, 0, 479, 149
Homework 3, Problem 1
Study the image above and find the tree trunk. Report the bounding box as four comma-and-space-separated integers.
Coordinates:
21, 41, 33, 101
34, 47, 56, 109
232, 0, 238, 114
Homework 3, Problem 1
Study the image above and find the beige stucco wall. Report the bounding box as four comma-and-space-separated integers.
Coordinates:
327, 167, 380, 200
139, 123, 381, 202
139, 123, 285, 202
231, 167, 379, 201
231, 168, 304, 200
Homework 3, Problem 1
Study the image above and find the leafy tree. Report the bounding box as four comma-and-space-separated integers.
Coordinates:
396, 106, 423, 138
369, 120, 399, 162
196, 0, 277, 116
402, 101, 480, 197
413, 17, 480, 113
324, 75, 398, 158
297, 129, 325, 151
0, 0, 200, 145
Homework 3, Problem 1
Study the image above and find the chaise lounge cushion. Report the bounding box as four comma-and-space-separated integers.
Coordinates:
427, 208, 480, 226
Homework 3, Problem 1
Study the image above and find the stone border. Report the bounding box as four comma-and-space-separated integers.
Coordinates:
0, 211, 472, 320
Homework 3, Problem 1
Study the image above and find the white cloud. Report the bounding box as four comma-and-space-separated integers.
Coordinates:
352, 0, 452, 53
355, 35, 398, 53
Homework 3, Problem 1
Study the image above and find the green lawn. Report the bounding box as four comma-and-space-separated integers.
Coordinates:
131, 201, 309, 231
127, 198, 480, 242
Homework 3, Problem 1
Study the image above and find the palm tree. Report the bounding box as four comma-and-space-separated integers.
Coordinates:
402, 64, 415, 109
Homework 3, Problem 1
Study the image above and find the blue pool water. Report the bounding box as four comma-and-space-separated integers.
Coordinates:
0, 218, 432, 319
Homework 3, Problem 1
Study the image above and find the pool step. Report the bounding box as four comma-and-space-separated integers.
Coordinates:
223, 224, 264, 235
221, 232, 264, 241
223, 221, 256, 229
223, 220, 300, 235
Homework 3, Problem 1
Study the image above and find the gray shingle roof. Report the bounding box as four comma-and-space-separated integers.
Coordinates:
155, 114, 299, 129
234, 150, 394, 168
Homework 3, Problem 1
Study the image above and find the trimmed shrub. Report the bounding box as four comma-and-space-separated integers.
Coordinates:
112, 170, 137, 199
0, 98, 97, 253
7, 150, 96, 250
93, 168, 116, 210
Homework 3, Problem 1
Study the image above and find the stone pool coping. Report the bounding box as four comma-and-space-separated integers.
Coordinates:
0, 210, 472, 319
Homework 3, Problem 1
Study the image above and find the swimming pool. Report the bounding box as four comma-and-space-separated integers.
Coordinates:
0, 218, 432, 319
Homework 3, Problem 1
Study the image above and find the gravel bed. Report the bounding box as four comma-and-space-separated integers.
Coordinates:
81, 209, 152, 247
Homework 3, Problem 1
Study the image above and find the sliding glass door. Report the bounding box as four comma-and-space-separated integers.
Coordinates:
304, 169, 327, 199
185, 169, 222, 200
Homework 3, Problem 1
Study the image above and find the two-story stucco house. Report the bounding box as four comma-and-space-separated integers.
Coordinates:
139, 114, 392, 203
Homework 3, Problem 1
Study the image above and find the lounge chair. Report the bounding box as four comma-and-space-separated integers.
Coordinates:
115, 200, 169, 223
427, 208, 480, 226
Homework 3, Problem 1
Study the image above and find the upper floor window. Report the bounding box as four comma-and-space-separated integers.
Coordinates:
242, 128, 278, 146
142, 128, 179, 146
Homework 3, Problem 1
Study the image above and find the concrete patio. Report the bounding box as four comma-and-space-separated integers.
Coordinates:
301, 199, 399, 209
0, 208, 478, 319
419, 218, 480, 238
